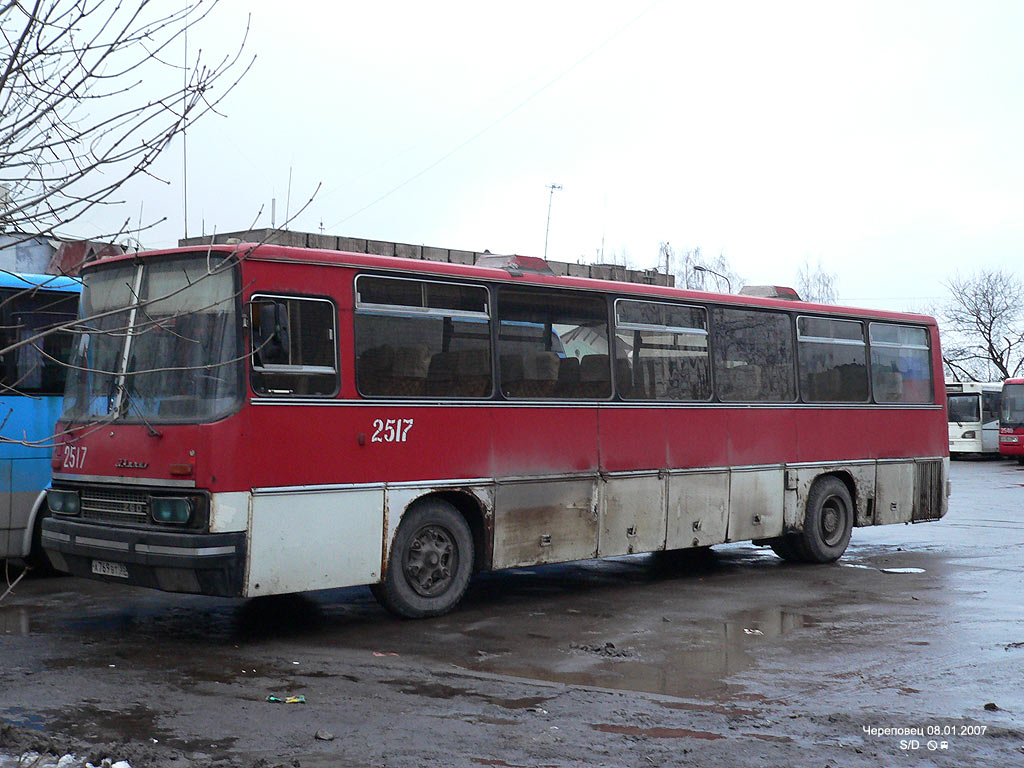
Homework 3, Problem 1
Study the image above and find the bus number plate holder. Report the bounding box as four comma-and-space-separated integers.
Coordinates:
92, 559, 129, 579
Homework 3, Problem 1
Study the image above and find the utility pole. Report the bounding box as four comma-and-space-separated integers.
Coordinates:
543, 183, 562, 260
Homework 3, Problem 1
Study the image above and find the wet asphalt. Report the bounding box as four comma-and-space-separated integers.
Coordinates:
1, 458, 1023, 767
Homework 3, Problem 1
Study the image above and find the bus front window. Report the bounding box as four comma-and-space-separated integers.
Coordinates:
947, 393, 980, 423
1001, 383, 1024, 429
62, 255, 242, 424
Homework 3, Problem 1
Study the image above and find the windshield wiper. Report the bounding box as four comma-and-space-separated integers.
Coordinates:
119, 384, 162, 438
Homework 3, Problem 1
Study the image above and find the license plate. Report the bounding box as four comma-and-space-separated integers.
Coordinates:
92, 559, 129, 579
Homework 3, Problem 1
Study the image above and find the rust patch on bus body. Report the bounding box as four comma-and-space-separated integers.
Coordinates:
380, 490, 391, 582
492, 479, 598, 570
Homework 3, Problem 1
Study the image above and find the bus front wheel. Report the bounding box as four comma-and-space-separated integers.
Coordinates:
371, 499, 474, 619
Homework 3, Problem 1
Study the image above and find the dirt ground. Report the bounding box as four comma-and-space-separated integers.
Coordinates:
2, 458, 1023, 768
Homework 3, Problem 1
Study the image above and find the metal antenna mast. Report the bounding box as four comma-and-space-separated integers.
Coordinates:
543, 183, 562, 259
182, 5, 189, 239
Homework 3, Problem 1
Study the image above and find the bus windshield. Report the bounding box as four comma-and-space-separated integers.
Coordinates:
61, 255, 241, 424
947, 393, 980, 423
1002, 382, 1024, 429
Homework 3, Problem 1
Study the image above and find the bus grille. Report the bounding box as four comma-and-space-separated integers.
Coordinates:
80, 488, 150, 525
913, 460, 943, 522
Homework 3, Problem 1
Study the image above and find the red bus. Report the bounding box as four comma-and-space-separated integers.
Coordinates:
41, 244, 949, 617
999, 378, 1024, 463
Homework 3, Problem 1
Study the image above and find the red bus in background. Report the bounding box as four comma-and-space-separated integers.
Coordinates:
999, 378, 1024, 463
41, 244, 949, 617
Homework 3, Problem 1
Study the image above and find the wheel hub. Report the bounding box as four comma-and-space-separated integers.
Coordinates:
404, 525, 456, 597
820, 497, 846, 546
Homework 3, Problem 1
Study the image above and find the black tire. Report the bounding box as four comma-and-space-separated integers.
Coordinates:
768, 534, 805, 562
1017, 457, 1024, 466
798, 476, 854, 563
371, 499, 474, 619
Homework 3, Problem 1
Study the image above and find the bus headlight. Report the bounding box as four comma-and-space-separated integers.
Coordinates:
46, 488, 80, 516
961, 430, 976, 439
1001, 435, 1020, 443
150, 497, 193, 525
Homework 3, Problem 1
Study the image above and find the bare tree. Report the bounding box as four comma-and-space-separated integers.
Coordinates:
940, 269, 1024, 382
660, 242, 742, 292
796, 257, 839, 304
0, 0, 252, 243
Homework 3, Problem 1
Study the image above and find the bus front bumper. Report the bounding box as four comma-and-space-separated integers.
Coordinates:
999, 435, 1024, 456
40, 518, 246, 597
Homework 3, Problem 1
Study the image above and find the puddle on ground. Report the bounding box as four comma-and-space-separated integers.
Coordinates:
592, 723, 724, 740
1, 707, 46, 730
3, 550, 850, 708
383, 679, 553, 711
880, 567, 926, 574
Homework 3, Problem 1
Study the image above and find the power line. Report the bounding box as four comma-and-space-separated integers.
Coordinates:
326, 1, 663, 231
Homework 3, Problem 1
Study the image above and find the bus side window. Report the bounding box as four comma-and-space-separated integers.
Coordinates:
613, 299, 710, 401
497, 287, 610, 399
796, 317, 868, 403
868, 323, 932, 403
982, 391, 1001, 424
0, 289, 78, 395
711, 307, 796, 402
250, 295, 338, 397
354, 276, 492, 399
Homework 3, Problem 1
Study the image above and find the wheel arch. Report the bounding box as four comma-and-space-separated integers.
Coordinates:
18, 490, 50, 562
792, 466, 872, 530
403, 489, 492, 573
817, 470, 857, 510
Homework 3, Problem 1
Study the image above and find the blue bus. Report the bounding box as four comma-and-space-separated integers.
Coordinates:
0, 273, 80, 568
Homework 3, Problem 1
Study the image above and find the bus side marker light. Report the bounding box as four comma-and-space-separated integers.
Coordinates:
169, 463, 194, 477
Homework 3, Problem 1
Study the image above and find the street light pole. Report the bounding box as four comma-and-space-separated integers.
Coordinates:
543, 183, 562, 260
693, 264, 732, 293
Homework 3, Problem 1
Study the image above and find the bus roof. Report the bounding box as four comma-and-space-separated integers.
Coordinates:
88, 243, 938, 325
0, 272, 82, 293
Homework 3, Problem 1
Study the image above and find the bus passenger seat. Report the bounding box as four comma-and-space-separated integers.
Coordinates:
358, 345, 394, 394
875, 370, 903, 401
521, 351, 559, 398
554, 356, 580, 397
426, 351, 457, 396
456, 348, 491, 397
390, 345, 431, 395
500, 354, 525, 397
579, 354, 611, 398
728, 364, 762, 401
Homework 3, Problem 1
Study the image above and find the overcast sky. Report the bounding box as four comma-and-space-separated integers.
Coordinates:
96, 0, 1024, 313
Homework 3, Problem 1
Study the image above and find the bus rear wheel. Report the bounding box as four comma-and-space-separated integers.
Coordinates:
797, 476, 853, 563
371, 499, 474, 619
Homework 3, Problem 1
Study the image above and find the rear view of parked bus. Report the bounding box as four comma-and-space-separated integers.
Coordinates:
0, 274, 80, 566
999, 378, 1024, 464
946, 381, 1002, 456
41, 244, 948, 617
